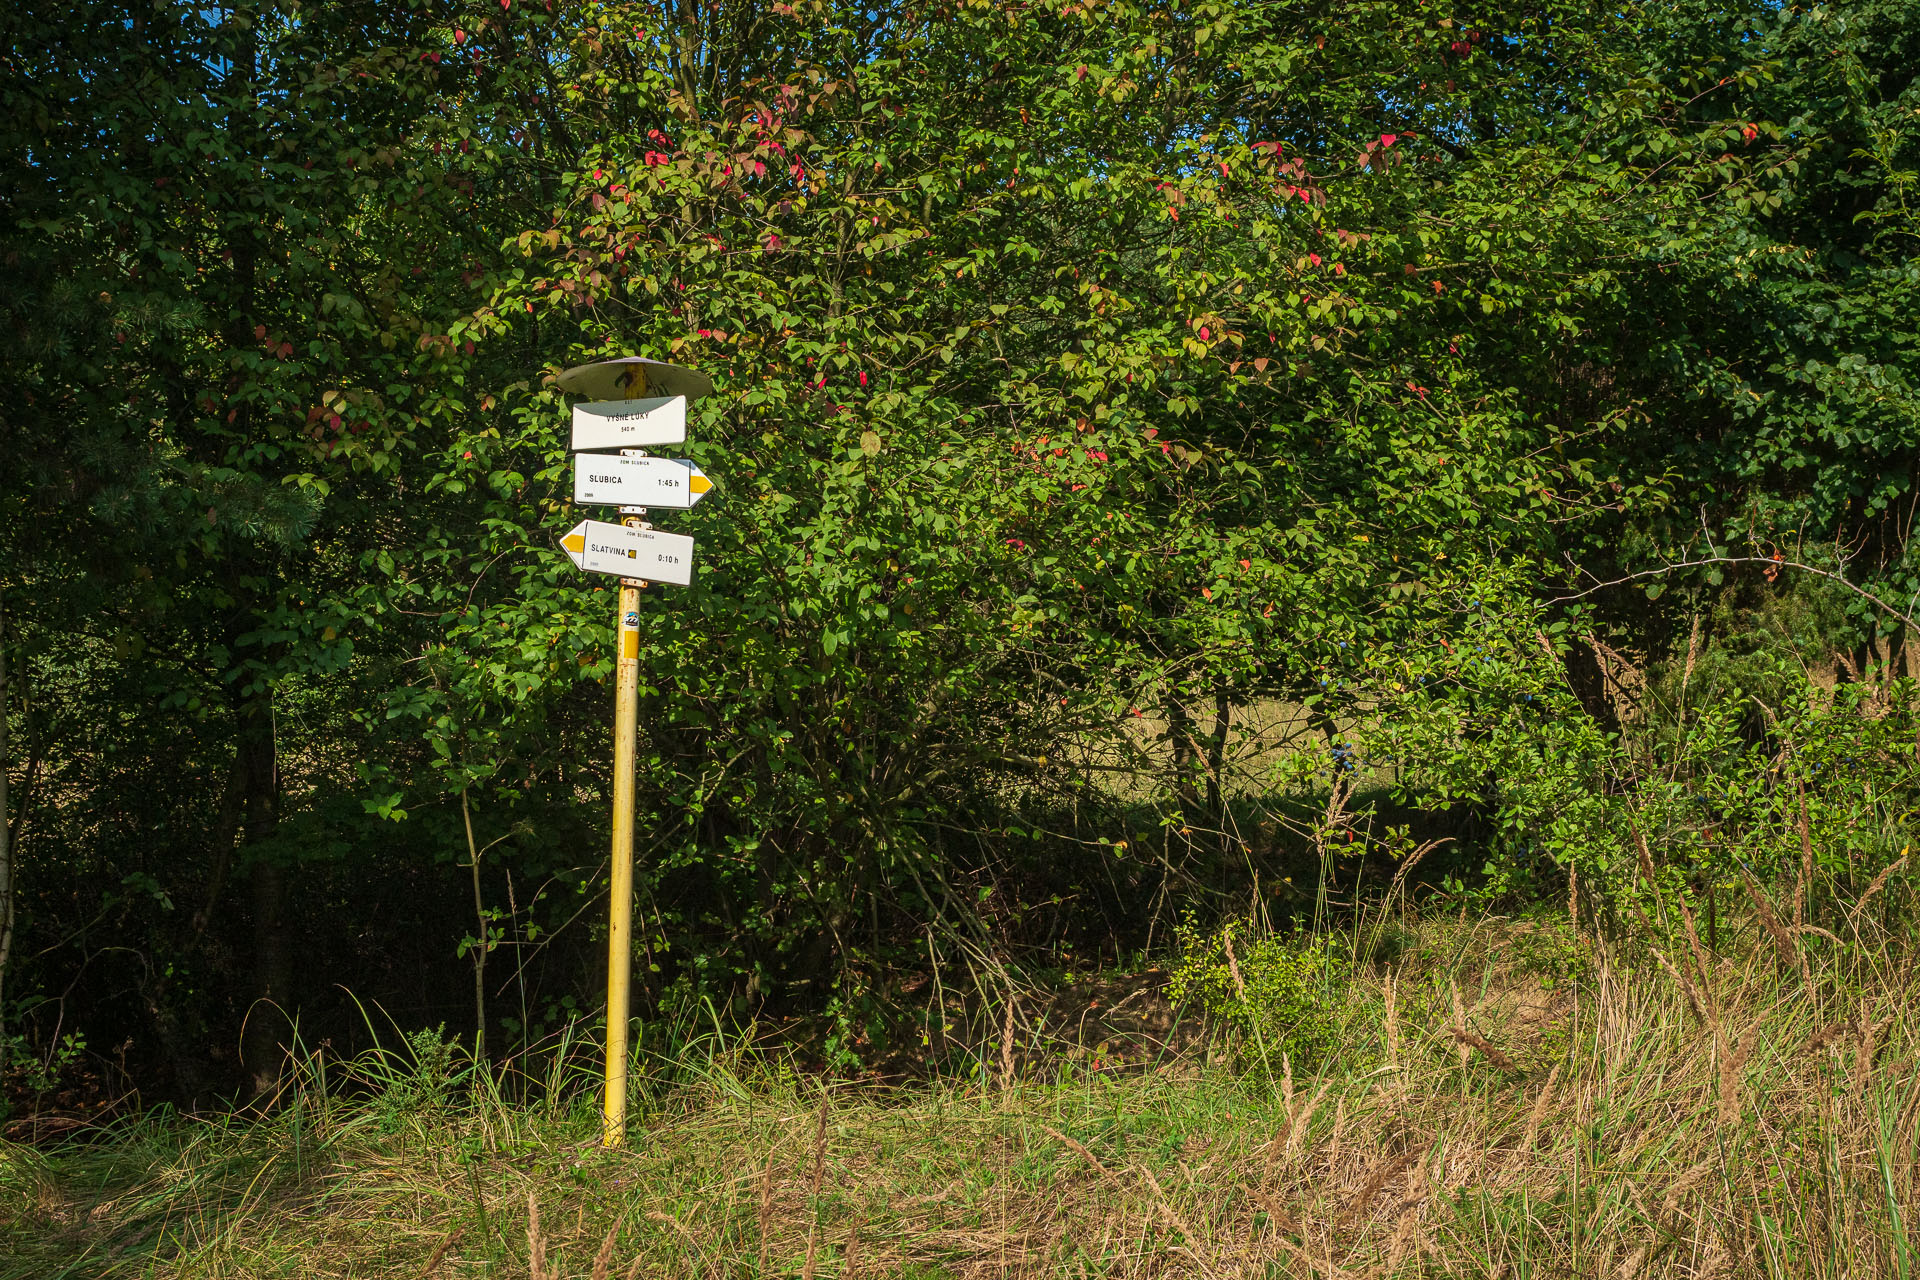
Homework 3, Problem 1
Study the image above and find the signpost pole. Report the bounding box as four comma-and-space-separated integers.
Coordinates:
603, 562, 640, 1147
603, 491, 647, 1145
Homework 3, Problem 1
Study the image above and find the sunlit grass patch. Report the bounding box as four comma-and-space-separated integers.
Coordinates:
5, 909, 1919, 1278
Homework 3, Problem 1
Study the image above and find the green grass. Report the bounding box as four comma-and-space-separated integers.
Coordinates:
5, 908, 1919, 1278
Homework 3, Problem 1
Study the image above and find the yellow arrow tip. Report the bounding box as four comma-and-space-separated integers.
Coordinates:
563, 533, 586, 554
690, 474, 713, 494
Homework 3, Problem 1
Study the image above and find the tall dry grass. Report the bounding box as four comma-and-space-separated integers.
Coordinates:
3, 899, 1918, 1278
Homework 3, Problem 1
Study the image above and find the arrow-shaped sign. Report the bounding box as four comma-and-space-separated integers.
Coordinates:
560, 520, 696, 586
571, 396, 687, 451
573, 455, 713, 509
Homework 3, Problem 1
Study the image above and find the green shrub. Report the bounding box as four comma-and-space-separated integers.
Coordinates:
1169, 921, 1349, 1071
371, 1025, 462, 1129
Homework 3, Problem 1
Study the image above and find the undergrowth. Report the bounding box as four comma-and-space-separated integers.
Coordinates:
6, 892, 1920, 1279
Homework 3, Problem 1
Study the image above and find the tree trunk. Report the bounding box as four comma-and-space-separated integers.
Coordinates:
1205, 689, 1230, 818
138, 744, 247, 1106
1165, 695, 1203, 877
0, 590, 14, 1048
1205, 689, 1231, 863
1564, 639, 1622, 737
1167, 696, 1201, 815
236, 691, 290, 1098
212, 1, 292, 1102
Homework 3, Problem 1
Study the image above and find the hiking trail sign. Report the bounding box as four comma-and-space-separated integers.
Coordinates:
570, 394, 689, 450
559, 519, 696, 586
572, 453, 713, 509
551, 356, 717, 1152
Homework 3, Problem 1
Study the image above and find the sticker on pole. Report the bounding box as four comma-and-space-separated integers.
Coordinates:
571, 395, 687, 451
572, 454, 713, 508
560, 520, 696, 586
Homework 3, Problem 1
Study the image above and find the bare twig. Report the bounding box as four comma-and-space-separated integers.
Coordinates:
1046, 1125, 1120, 1185
999, 999, 1016, 1089
800, 1089, 832, 1280
527, 1193, 551, 1280
756, 1146, 777, 1275
1556, 556, 1918, 629
414, 1229, 463, 1280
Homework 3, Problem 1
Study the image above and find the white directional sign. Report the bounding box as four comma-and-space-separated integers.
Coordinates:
560, 520, 695, 586
573, 454, 714, 509
571, 396, 687, 451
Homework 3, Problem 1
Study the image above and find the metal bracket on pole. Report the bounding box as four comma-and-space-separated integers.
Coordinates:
619, 448, 650, 584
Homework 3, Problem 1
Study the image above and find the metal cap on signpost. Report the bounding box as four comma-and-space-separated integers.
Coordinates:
556, 356, 714, 402
556, 357, 712, 1149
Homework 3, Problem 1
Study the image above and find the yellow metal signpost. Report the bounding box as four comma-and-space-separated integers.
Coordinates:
554, 357, 713, 1148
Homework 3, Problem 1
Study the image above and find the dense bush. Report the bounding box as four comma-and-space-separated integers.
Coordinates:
1, 0, 1918, 1099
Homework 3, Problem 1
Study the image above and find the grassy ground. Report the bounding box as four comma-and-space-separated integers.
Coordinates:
4, 909, 1918, 1279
